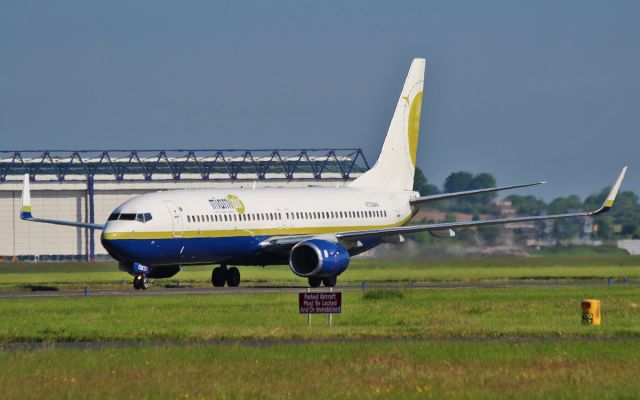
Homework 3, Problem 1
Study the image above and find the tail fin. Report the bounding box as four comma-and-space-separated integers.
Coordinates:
350, 58, 425, 191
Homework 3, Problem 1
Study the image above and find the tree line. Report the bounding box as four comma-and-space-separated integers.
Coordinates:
413, 167, 640, 240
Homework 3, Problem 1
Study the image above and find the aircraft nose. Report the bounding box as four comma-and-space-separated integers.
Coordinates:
100, 225, 130, 262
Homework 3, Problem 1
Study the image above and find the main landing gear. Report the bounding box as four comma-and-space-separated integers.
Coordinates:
133, 274, 149, 290
211, 265, 241, 287
308, 276, 337, 288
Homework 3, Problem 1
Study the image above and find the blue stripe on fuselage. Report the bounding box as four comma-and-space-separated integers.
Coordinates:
101, 235, 382, 267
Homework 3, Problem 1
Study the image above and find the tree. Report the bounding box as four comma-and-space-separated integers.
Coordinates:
547, 195, 583, 240
413, 167, 439, 196
469, 173, 497, 204
442, 171, 498, 214
443, 171, 474, 193
586, 188, 640, 239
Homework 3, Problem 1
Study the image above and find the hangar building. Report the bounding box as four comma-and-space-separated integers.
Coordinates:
0, 149, 369, 261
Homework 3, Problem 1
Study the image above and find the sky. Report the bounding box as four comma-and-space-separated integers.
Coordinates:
1, 1, 639, 200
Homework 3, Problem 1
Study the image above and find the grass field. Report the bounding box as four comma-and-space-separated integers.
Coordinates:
1, 340, 639, 399
1, 256, 640, 398
1, 255, 639, 290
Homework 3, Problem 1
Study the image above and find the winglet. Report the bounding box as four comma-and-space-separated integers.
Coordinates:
593, 167, 627, 215
20, 174, 32, 219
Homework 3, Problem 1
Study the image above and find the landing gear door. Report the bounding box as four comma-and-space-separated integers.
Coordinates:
163, 200, 184, 238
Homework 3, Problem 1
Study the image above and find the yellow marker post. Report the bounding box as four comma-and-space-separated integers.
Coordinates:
581, 299, 601, 326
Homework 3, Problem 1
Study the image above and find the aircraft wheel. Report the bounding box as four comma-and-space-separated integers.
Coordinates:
211, 265, 227, 287
134, 274, 148, 290
322, 276, 337, 287
226, 267, 240, 287
308, 277, 322, 288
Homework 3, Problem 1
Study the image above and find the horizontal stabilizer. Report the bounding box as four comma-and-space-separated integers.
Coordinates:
411, 181, 545, 206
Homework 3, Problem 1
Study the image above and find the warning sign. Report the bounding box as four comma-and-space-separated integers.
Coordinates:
299, 292, 341, 314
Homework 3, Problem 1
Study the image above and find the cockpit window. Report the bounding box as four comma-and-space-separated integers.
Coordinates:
108, 212, 152, 222
135, 213, 153, 223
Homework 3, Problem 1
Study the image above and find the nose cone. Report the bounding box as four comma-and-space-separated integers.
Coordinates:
101, 222, 130, 262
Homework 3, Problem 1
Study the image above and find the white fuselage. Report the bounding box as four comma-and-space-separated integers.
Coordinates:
101, 186, 419, 267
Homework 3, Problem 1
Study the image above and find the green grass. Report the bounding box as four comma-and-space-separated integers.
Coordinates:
0, 285, 639, 343
1, 255, 640, 290
2, 257, 640, 398
361, 288, 405, 300
1, 340, 639, 399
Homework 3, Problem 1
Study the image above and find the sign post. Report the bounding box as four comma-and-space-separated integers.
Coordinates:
299, 288, 342, 326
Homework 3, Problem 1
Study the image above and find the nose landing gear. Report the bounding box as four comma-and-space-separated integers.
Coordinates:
211, 265, 241, 287
133, 274, 149, 290
132, 262, 150, 290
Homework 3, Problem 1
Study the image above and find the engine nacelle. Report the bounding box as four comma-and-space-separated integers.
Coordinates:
289, 240, 350, 277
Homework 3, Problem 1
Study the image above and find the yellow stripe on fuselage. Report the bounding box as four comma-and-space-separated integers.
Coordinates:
102, 216, 414, 241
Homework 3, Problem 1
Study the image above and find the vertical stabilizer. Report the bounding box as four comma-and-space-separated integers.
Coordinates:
350, 58, 425, 191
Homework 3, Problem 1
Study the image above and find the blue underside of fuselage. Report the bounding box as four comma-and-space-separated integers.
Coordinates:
102, 235, 382, 268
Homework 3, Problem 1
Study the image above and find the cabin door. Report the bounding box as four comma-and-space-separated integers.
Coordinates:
163, 200, 184, 238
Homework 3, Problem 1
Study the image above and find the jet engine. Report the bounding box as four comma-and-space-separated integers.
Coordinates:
289, 240, 350, 277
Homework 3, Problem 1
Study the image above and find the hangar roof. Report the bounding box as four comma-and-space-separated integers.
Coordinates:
0, 149, 370, 183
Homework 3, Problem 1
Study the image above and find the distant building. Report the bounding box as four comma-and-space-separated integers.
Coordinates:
0, 148, 369, 261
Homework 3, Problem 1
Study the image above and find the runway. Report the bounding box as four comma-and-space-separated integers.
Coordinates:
0, 280, 630, 299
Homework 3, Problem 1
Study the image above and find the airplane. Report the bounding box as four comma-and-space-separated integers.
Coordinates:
19, 58, 627, 290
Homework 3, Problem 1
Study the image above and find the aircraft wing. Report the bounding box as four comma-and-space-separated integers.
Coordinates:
261, 167, 626, 249
410, 181, 545, 206
19, 174, 105, 230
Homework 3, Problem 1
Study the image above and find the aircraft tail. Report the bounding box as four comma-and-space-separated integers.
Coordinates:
350, 58, 425, 191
